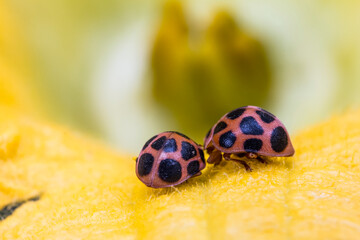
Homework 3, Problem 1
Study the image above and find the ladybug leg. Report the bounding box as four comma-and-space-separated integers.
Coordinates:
193, 172, 202, 177
224, 153, 252, 171
237, 160, 252, 171
245, 153, 267, 164
256, 156, 267, 164
236, 153, 246, 158
232, 160, 252, 171
246, 152, 258, 159
206, 146, 215, 155
207, 150, 223, 165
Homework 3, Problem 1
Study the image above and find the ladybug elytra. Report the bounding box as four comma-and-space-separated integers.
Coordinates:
136, 131, 206, 188
204, 106, 294, 171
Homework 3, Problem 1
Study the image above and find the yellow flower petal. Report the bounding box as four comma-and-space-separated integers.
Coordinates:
0, 105, 359, 239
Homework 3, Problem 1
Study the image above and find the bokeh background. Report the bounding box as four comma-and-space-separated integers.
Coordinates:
1, 0, 360, 154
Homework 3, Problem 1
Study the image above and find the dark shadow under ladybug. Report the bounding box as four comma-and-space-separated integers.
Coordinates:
147, 167, 218, 195
206, 147, 264, 171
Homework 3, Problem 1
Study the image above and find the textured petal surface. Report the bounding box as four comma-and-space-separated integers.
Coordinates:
0, 105, 359, 239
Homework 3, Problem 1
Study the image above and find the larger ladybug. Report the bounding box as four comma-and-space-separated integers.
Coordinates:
204, 106, 294, 171
136, 131, 206, 188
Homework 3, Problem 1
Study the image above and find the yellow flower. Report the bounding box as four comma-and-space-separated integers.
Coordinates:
0, 103, 359, 239
0, 0, 39, 115
151, 2, 272, 139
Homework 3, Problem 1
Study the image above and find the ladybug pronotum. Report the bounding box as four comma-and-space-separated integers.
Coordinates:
136, 131, 206, 188
204, 106, 294, 171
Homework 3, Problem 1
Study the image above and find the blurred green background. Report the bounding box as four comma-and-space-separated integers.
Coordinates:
2, 0, 360, 153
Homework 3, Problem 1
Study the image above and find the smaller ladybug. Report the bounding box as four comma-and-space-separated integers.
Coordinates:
136, 131, 206, 188
204, 106, 294, 171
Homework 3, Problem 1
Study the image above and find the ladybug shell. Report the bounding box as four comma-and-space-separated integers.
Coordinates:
136, 131, 206, 188
205, 106, 295, 157
204, 126, 214, 150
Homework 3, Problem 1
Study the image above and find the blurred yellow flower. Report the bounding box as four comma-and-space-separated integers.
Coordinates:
0, 0, 39, 114
151, 1, 272, 140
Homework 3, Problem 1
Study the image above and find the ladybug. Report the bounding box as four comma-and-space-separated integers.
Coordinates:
204, 106, 294, 171
136, 131, 206, 188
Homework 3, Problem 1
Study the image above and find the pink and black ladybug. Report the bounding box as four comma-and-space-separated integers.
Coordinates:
136, 131, 206, 188
204, 106, 294, 171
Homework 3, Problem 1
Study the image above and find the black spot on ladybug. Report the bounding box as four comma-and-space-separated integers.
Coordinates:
213, 121, 227, 134
198, 148, 205, 163
226, 108, 245, 120
240, 116, 264, 135
219, 131, 236, 148
181, 141, 197, 160
256, 110, 275, 123
142, 135, 158, 150
187, 161, 200, 175
151, 136, 166, 150
271, 126, 288, 152
158, 159, 182, 183
243, 138, 263, 153
168, 131, 190, 140
258, 107, 275, 116
138, 153, 154, 176
163, 138, 177, 152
